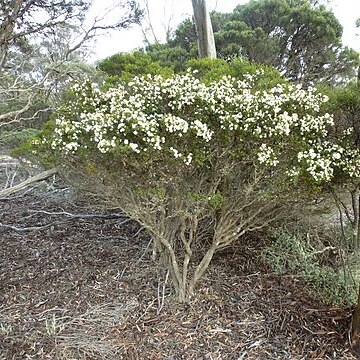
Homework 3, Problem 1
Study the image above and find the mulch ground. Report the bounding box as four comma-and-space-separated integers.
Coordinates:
0, 172, 358, 359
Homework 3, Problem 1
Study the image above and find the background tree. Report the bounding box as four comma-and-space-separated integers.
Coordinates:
144, 13, 228, 71
143, 43, 191, 73
0, 0, 142, 129
218, 0, 358, 84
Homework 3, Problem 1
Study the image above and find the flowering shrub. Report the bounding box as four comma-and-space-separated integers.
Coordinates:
48, 72, 332, 171
34, 71, 338, 302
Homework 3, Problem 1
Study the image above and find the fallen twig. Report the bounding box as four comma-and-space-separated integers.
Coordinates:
28, 210, 126, 219
0, 220, 72, 232
0, 217, 130, 232
0, 167, 58, 199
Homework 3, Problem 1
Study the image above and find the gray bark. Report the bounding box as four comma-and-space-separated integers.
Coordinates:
191, 0, 216, 59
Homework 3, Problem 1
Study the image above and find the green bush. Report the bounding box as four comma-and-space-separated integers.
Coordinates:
146, 43, 193, 72
97, 50, 174, 85
262, 228, 357, 305
229, 58, 287, 89
185, 57, 287, 87
185, 58, 232, 83
1, 128, 40, 150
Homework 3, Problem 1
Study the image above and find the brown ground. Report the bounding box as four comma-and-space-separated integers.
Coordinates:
0, 167, 358, 359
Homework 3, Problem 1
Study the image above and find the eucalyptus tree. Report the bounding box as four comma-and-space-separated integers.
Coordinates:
216, 0, 358, 84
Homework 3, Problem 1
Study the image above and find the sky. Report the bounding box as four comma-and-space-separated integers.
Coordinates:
88, 0, 360, 62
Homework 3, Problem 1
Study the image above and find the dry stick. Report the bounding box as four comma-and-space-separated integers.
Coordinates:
157, 269, 169, 315
0, 167, 58, 199
0, 220, 71, 232
135, 299, 156, 324
4, 186, 42, 200
136, 238, 153, 264
28, 210, 126, 219
0, 217, 130, 233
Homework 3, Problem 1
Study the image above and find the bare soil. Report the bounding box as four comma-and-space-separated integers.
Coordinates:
0, 169, 358, 359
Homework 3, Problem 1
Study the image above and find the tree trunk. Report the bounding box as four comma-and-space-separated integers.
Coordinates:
191, 0, 216, 59
0, 0, 24, 67
350, 189, 360, 249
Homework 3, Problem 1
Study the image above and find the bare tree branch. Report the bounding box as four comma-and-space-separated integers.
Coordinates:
0, 0, 142, 127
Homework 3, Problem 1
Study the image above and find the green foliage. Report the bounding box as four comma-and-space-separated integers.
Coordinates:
325, 82, 360, 118
262, 230, 313, 274
185, 58, 232, 82
100, 30, 287, 86
230, 58, 287, 88
215, 18, 279, 65
169, 18, 198, 53
0, 128, 40, 150
219, 0, 358, 84
0, 99, 25, 117
167, 12, 230, 55
146, 44, 193, 72
97, 51, 174, 84
207, 192, 224, 210
186, 58, 286, 87
262, 229, 357, 305
12, 120, 60, 167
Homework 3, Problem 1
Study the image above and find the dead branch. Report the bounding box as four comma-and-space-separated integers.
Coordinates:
28, 209, 126, 219
0, 167, 58, 199
0, 220, 73, 232
0, 216, 130, 233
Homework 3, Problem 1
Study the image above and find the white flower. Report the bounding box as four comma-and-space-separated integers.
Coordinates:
184, 153, 193, 165
129, 143, 138, 151
48, 71, 340, 181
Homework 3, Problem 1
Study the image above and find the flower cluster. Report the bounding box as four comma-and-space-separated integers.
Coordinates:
47, 71, 350, 183
296, 142, 343, 182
